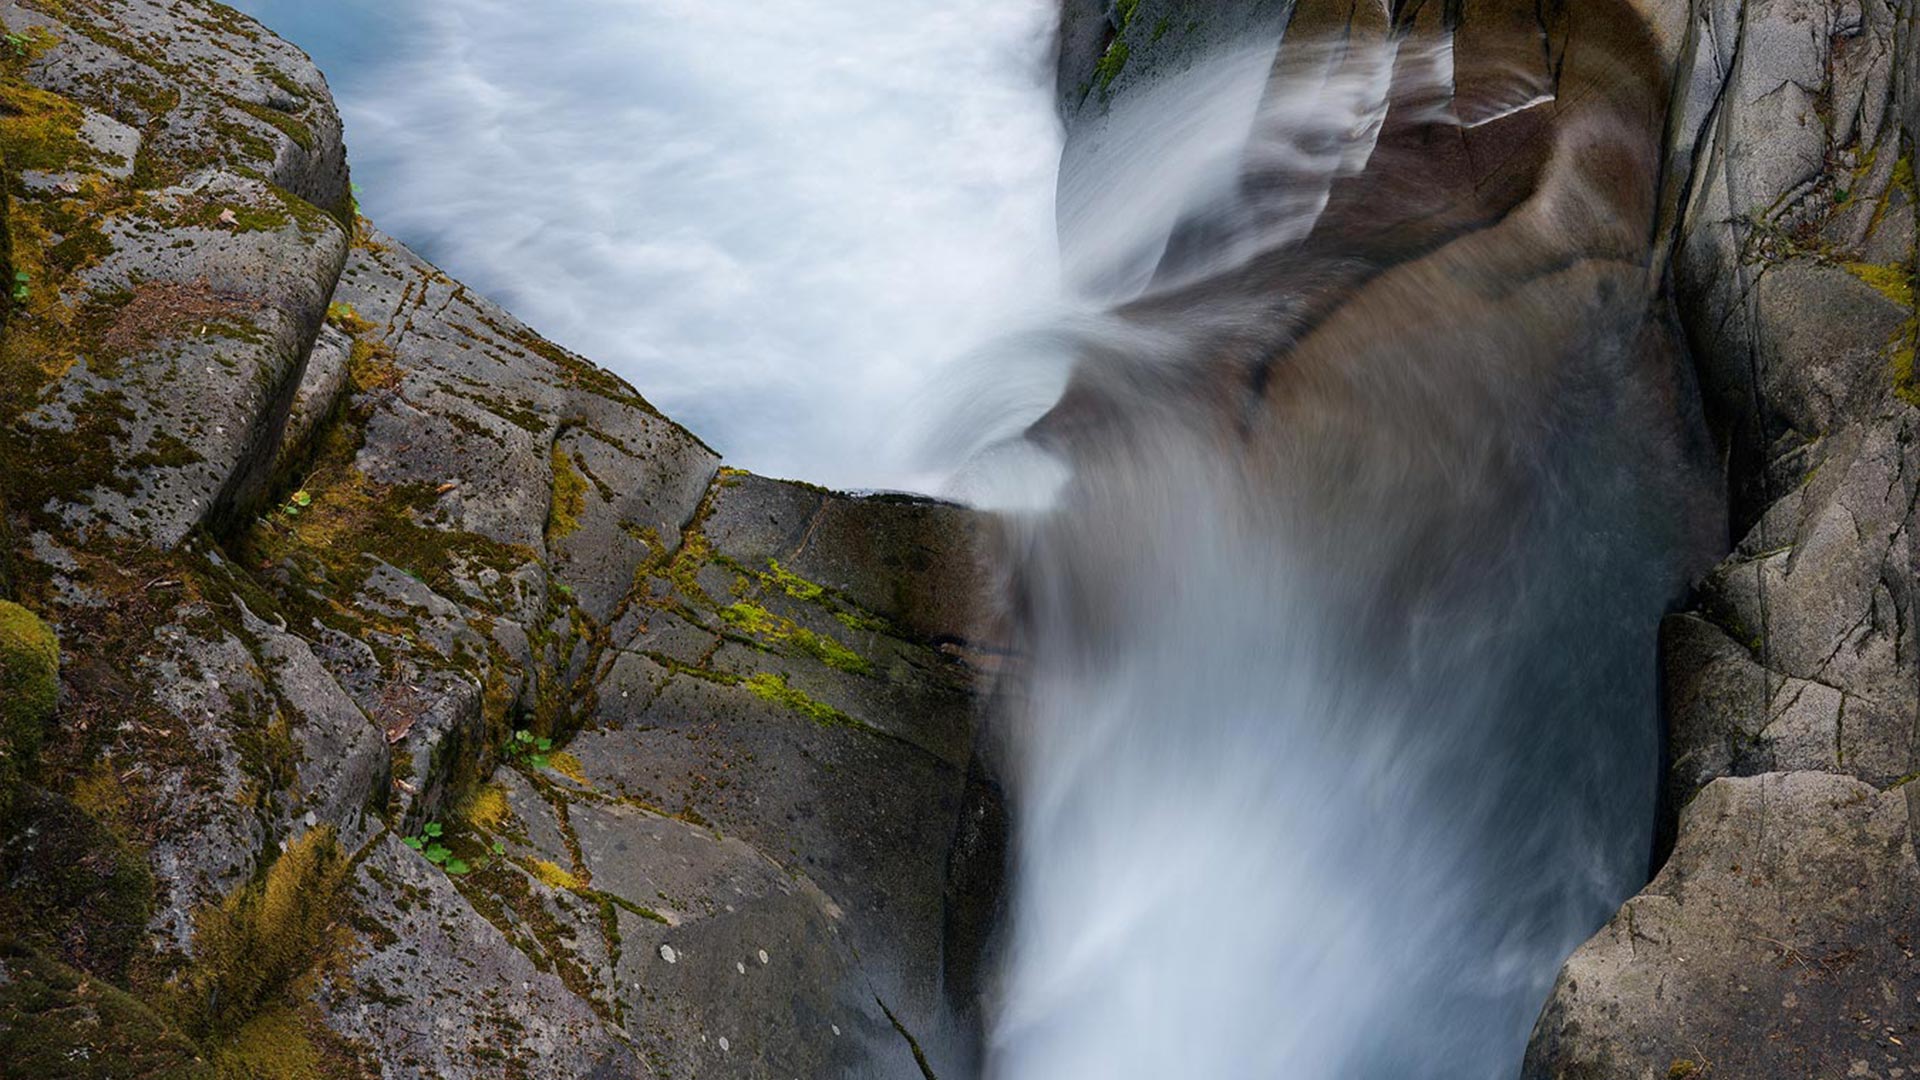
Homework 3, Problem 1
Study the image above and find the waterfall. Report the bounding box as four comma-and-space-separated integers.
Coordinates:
931, 7, 1721, 1077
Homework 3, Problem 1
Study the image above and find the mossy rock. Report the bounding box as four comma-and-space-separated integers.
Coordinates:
0, 601, 58, 823
0, 786, 155, 982
0, 939, 207, 1079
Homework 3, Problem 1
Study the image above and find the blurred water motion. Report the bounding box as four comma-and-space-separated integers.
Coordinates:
930, 6, 1724, 1077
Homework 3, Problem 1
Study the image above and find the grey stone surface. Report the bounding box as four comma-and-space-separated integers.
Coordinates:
0, 4, 992, 1077
321, 834, 645, 1080
1528, 0, 1920, 1070
1526, 773, 1920, 1080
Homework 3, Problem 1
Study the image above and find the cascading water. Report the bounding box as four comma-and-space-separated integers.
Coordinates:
929, 3, 1724, 1077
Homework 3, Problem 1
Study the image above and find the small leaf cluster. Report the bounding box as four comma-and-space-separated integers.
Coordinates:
505, 728, 552, 770
401, 821, 471, 875
279, 489, 313, 517
11, 270, 29, 304
3, 33, 27, 57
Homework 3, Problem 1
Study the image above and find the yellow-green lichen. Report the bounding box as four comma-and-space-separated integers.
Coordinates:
530, 858, 581, 891
744, 672, 861, 728
1843, 261, 1915, 308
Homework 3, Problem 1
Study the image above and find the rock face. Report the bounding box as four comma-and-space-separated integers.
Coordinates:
0, 2, 992, 1077
1522, 0, 1920, 1074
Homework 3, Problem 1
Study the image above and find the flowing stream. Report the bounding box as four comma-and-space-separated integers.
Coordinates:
928, 6, 1719, 1077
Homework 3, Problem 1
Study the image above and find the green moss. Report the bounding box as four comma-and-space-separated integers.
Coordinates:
211, 1007, 321, 1079
530, 858, 581, 890
181, 197, 292, 234
597, 890, 669, 925
1893, 333, 1920, 408
1093, 0, 1142, 91
0, 940, 206, 1080
1843, 261, 1915, 307
721, 600, 780, 636
1094, 39, 1131, 90
545, 445, 588, 544
744, 672, 860, 728
0, 80, 96, 174
0, 600, 58, 820
765, 559, 825, 602
325, 301, 373, 335
548, 750, 588, 785
0, 786, 155, 981
223, 96, 315, 154
170, 828, 350, 1043
460, 781, 512, 832
722, 600, 873, 675
251, 63, 308, 105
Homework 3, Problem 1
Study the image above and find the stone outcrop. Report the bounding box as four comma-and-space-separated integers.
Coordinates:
0, 2, 992, 1076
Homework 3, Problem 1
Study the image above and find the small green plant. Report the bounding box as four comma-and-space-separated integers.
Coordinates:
3, 33, 28, 57
504, 728, 552, 770
11, 270, 30, 304
401, 821, 470, 874
279, 489, 312, 517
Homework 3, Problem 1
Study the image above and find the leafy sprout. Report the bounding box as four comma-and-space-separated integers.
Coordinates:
505, 729, 554, 770
401, 821, 480, 876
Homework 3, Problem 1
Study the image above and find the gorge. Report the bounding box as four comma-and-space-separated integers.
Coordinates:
0, 1, 1916, 1079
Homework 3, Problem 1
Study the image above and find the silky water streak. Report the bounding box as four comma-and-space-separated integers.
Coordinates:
933, 8, 1724, 1078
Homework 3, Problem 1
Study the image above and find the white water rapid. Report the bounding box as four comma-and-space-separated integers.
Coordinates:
928, 10, 1719, 1078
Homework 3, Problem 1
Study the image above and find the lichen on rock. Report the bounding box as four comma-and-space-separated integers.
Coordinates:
0, 3, 995, 1076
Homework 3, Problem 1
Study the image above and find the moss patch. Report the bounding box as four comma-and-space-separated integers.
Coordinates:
0, 79, 96, 174
459, 781, 511, 832
1843, 261, 1915, 307
0, 786, 154, 982
0, 600, 58, 820
0, 939, 205, 1080
721, 601, 873, 675
170, 828, 351, 1045
545, 444, 588, 545
744, 672, 860, 728
530, 858, 580, 891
